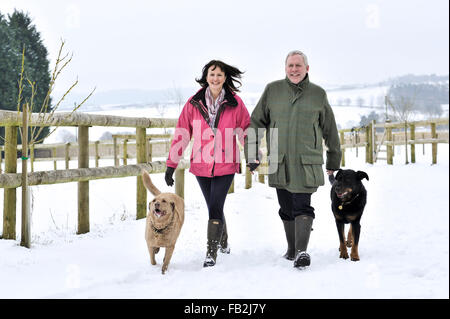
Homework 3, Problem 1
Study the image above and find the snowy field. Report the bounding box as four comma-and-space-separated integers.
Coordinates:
0, 138, 448, 299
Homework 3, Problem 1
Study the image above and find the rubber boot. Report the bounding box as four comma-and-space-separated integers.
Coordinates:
282, 220, 295, 260
219, 218, 230, 254
294, 215, 314, 268
203, 219, 224, 267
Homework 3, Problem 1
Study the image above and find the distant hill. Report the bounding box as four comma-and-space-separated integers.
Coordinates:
55, 74, 448, 111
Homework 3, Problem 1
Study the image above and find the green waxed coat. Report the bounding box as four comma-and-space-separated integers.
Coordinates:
245, 74, 341, 193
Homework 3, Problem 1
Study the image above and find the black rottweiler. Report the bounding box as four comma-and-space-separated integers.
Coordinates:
329, 169, 369, 261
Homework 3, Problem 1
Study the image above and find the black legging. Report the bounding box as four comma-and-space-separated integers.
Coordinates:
196, 174, 235, 221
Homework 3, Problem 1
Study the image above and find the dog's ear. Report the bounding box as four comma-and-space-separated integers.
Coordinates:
335, 169, 343, 179
356, 171, 369, 181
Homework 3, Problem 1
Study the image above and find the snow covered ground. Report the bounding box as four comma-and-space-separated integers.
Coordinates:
0, 138, 448, 299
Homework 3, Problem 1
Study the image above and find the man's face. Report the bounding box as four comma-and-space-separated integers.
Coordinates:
285, 54, 309, 84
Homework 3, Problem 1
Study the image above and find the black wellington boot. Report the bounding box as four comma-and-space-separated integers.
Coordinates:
203, 219, 224, 267
294, 215, 314, 268
219, 218, 230, 254
282, 220, 295, 260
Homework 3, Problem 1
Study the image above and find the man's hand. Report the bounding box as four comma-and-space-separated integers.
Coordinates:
326, 170, 335, 176
247, 160, 260, 175
165, 167, 175, 186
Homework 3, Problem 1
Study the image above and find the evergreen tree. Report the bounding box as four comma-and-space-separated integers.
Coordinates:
0, 10, 52, 145
0, 13, 19, 111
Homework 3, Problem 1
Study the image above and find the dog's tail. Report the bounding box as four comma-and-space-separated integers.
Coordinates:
141, 170, 161, 196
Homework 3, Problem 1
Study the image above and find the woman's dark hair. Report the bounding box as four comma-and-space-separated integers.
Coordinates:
195, 60, 244, 92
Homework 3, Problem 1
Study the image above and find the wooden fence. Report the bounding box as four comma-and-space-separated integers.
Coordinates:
0, 110, 180, 243
338, 118, 449, 166
1, 110, 447, 244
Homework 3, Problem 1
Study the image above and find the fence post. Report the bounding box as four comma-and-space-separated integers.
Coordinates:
2, 126, 18, 240
30, 144, 35, 173
245, 165, 252, 189
431, 122, 437, 164
258, 170, 265, 184
20, 106, 31, 248
365, 123, 374, 164
136, 127, 147, 219
113, 137, 119, 166
175, 168, 185, 199
77, 126, 90, 234
65, 142, 70, 169
410, 123, 416, 163
147, 137, 153, 162
53, 147, 57, 170
0, 146, 3, 174
228, 177, 235, 194
371, 120, 376, 164
422, 132, 425, 155
123, 139, 128, 165
386, 127, 393, 165
340, 131, 345, 167
95, 141, 100, 168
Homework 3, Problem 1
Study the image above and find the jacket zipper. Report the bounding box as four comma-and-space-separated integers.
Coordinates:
192, 98, 229, 177
211, 100, 229, 176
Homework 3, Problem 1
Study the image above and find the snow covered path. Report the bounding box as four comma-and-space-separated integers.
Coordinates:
0, 146, 448, 299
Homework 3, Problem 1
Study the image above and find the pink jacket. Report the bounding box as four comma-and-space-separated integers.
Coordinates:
166, 87, 250, 177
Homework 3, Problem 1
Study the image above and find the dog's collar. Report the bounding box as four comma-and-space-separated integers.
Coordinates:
338, 193, 361, 210
150, 211, 175, 234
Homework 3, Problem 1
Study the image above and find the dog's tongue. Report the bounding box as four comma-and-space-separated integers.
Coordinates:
154, 209, 165, 218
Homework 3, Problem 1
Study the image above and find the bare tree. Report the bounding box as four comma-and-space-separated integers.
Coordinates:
386, 85, 418, 164
14, 40, 95, 248
166, 82, 184, 114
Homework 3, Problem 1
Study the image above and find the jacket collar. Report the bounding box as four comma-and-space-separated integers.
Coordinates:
189, 85, 238, 129
191, 85, 238, 108
285, 73, 310, 104
285, 73, 310, 91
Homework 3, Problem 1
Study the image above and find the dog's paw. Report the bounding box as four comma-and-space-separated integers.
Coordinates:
346, 240, 353, 248
350, 252, 360, 261
339, 246, 349, 259
161, 264, 168, 274
339, 252, 349, 259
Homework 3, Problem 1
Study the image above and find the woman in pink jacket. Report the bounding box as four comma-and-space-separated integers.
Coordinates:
165, 60, 250, 267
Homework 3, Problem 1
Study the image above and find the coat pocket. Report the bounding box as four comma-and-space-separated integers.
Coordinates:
300, 154, 324, 187
269, 154, 288, 185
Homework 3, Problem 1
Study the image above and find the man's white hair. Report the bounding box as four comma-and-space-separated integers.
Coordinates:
285, 50, 309, 66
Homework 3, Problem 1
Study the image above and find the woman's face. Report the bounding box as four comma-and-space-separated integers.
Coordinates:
206, 65, 226, 92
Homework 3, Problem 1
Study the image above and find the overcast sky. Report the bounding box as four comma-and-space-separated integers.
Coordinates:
1, 0, 448, 94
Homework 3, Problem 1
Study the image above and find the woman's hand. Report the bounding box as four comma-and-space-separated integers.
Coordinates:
165, 167, 175, 186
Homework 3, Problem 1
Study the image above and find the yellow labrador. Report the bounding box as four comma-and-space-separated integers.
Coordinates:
142, 170, 184, 274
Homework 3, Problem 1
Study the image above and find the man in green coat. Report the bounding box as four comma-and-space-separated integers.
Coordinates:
245, 50, 341, 268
